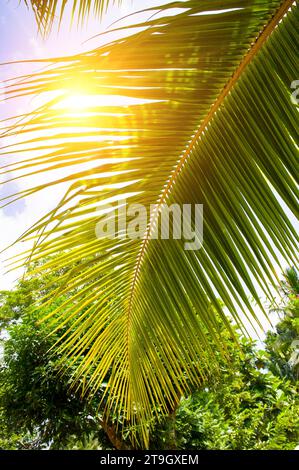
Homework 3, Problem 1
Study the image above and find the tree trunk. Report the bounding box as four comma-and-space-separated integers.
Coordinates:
100, 420, 132, 450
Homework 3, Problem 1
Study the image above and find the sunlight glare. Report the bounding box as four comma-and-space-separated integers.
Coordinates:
54, 93, 139, 113
60, 94, 93, 110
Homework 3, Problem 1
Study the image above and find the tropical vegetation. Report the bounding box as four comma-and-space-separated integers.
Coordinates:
0, 267, 298, 449
0, 0, 298, 447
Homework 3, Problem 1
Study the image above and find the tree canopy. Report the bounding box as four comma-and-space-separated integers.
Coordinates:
0, 267, 298, 449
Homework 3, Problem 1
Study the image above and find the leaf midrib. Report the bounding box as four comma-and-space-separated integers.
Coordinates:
126, 0, 295, 345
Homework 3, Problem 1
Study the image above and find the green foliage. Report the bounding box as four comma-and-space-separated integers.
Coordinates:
0, 311, 105, 449
0, 269, 111, 450
265, 268, 299, 381
0, 262, 71, 330
1, 268, 299, 450
152, 343, 299, 450
150, 272, 299, 450
0, 280, 38, 330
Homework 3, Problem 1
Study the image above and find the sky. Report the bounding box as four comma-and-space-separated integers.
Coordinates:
0, 1, 296, 340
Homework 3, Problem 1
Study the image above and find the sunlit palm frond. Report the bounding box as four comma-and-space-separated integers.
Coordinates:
1, 0, 298, 447
24, 0, 121, 33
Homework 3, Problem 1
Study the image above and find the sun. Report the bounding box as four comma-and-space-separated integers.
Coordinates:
54, 91, 152, 114
54, 93, 101, 114
60, 93, 92, 110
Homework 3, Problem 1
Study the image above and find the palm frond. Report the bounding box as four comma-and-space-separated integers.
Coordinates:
24, 0, 121, 33
1, 0, 298, 447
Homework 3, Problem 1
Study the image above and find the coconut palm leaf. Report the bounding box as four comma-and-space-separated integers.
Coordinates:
24, 0, 121, 33
1, 0, 298, 446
